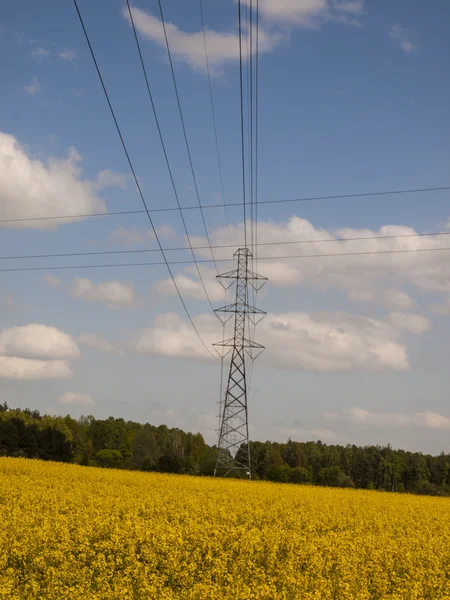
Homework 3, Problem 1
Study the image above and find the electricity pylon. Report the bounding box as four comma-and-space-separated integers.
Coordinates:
213, 248, 267, 479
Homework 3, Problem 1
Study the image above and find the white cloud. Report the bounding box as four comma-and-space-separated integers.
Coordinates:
43, 274, 62, 289
0, 324, 79, 359
133, 313, 217, 362
123, 1, 363, 76
59, 49, 77, 64
157, 224, 177, 239
58, 391, 94, 406
0, 323, 78, 380
335, 1, 364, 14
78, 334, 124, 357
187, 216, 450, 307
155, 267, 224, 302
24, 75, 41, 94
123, 5, 284, 76
94, 169, 127, 190
389, 24, 417, 54
245, 0, 364, 27
0, 357, 72, 380
132, 309, 423, 372
261, 312, 409, 371
386, 312, 430, 334
329, 407, 450, 431
349, 288, 415, 309
416, 412, 450, 431
381, 290, 414, 310
347, 407, 411, 427
0, 132, 114, 229
71, 278, 135, 309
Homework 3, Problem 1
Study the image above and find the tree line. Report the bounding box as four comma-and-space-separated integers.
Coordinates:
1, 402, 449, 496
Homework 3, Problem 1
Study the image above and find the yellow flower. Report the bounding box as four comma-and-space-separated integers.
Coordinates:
1, 457, 450, 599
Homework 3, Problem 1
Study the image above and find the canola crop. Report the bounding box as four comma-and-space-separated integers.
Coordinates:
1, 457, 450, 599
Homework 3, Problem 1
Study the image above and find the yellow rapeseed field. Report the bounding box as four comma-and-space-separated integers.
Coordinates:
1, 458, 450, 599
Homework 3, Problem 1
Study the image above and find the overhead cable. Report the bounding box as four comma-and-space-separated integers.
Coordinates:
238, 0, 247, 246
156, 0, 219, 274
72, 0, 218, 360
198, 0, 233, 249
125, 0, 217, 313
2, 185, 448, 225
6, 230, 450, 262
5, 244, 450, 273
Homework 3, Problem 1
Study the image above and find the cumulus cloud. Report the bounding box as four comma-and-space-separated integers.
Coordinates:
0, 132, 126, 229
124, 1, 362, 76
58, 391, 94, 406
71, 278, 135, 309
329, 407, 450, 431
381, 290, 414, 310
157, 224, 177, 239
0, 324, 79, 359
185, 215, 450, 308
386, 312, 430, 334
260, 312, 410, 371
0, 357, 72, 380
123, 5, 284, 76
247, 0, 364, 27
93, 169, 127, 190
389, 24, 417, 54
155, 266, 225, 302
133, 313, 217, 362
132, 308, 426, 371
0, 324, 79, 380
24, 75, 41, 94
78, 334, 124, 357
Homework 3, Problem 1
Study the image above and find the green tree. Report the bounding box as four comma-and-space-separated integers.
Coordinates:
131, 426, 161, 471
266, 464, 292, 483
95, 449, 124, 469
317, 466, 355, 488
289, 466, 311, 484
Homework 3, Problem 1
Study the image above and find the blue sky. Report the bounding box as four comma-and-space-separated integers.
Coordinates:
1, 0, 450, 453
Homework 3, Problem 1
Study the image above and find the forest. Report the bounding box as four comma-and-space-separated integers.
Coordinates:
1, 402, 449, 496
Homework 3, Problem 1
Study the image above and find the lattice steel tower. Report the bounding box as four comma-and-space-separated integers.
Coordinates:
214, 248, 267, 479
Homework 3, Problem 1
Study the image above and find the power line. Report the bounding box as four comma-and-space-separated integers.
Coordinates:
6, 230, 450, 262
198, 0, 233, 249
125, 0, 217, 315
255, 0, 260, 275
246, 0, 254, 255
248, 0, 254, 257
72, 0, 218, 360
238, 0, 247, 247
4, 244, 450, 273
156, 0, 219, 274
2, 185, 448, 225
